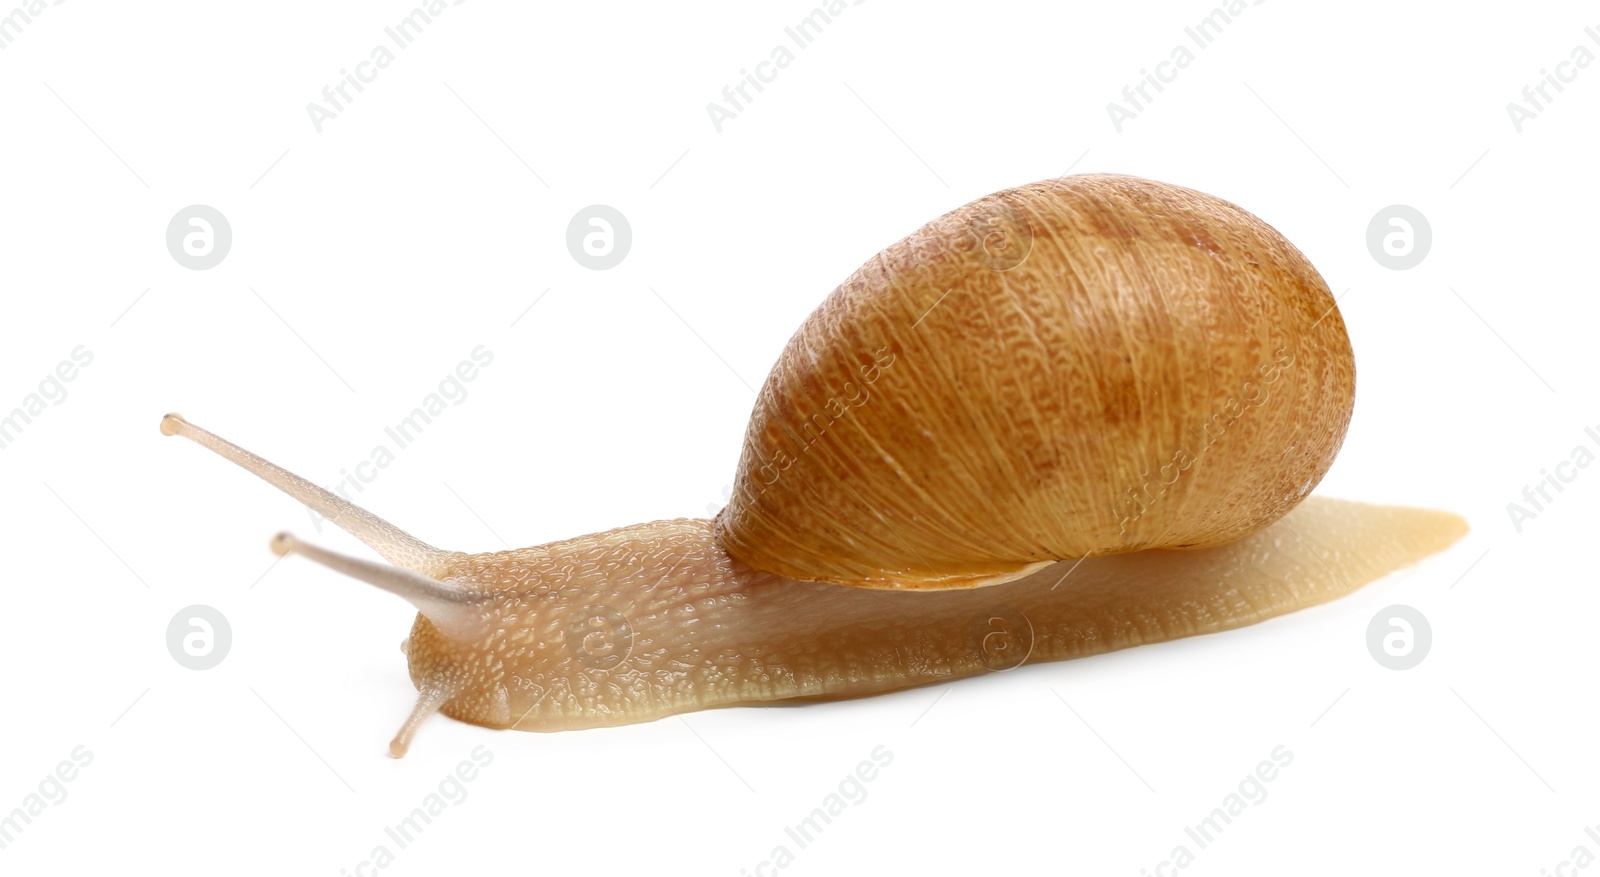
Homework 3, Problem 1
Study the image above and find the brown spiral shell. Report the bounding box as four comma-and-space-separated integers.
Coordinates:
715, 174, 1355, 590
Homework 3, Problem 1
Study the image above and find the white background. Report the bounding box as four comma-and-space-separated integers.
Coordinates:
1, 1, 1596, 874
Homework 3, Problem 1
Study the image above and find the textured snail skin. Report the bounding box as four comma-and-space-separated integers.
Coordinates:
160, 174, 1465, 755
404, 498, 1463, 734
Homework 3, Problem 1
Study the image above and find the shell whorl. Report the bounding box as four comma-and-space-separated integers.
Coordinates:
715, 173, 1355, 590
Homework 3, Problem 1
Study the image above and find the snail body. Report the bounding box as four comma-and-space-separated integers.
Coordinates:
162, 174, 1466, 756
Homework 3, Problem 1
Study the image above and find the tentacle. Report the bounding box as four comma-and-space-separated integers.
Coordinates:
271, 532, 489, 642
161, 413, 451, 576
390, 678, 458, 758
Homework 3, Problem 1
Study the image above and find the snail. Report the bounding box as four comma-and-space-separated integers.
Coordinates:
161, 173, 1466, 757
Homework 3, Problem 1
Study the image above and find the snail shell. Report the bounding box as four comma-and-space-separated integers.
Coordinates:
720, 174, 1353, 589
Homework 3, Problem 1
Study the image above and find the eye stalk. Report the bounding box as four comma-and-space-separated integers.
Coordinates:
160, 413, 451, 576
268, 531, 487, 641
